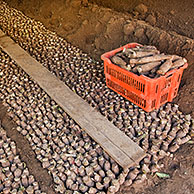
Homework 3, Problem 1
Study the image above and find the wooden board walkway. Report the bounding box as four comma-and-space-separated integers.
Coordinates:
0, 30, 146, 169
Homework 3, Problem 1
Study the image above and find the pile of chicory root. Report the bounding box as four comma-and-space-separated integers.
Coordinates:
111, 45, 187, 78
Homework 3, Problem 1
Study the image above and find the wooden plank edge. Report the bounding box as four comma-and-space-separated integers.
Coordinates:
0, 30, 146, 168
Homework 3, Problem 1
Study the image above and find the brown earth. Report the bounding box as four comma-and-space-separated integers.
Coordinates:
2, 0, 194, 193
89, 0, 194, 40
119, 143, 194, 194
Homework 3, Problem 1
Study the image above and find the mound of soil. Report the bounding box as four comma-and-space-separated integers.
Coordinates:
89, 0, 194, 40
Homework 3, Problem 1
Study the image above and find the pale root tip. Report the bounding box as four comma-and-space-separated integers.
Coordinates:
156, 70, 164, 75
183, 58, 187, 63
137, 66, 142, 73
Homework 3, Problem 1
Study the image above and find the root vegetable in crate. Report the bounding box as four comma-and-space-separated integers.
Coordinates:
111, 55, 131, 71
129, 54, 172, 64
157, 58, 173, 75
101, 43, 188, 112
109, 44, 187, 78
123, 47, 159, 58
137, 61, 161, 74
172, 57, 187, 69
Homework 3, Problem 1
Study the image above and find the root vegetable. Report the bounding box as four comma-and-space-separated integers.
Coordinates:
126, 45, 157, 52
33, 181, 39, 190
157, 58, 173, 75
118, 173, 125, 185
123, 179, 132, 186
142, 163, 150, 173
111, 163, 120, 175
111, 179, 120, 192
99, 169, 106, 178
111, 55, 126, 66
21, 175, 29, 187
28, 175, 35, 185
96, 182, 104, 190
93, 163, 101, 171
130, 54, 172, 64
11, 163, 17, 172
180, 135, 191, 144
137, 61, 161, 73
0, 158, 10, 168
14, 168, 22, 178
107, 169, 116, 179
171, 57, 187, 69
3, 188, 11, 194
140, 45, 157, 51
169, 143, 179, 152
94, 173, 102, 182
88, 187, 97, 194
26, 186, 34, 194
83, 176, 94, 187
71, 183, 79, 191
85, 166, 93, 176
66, 178, 74, 189
128, 168, 139, 180
79, 184, 88, 193
104, 161, 111, 171
98, 156, 105, 167
176, 129, 187, 138
123, 49, 159, 58
103, 177, 111, 189
111, 56, 131, 71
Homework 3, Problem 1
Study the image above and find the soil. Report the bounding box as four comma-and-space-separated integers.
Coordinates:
118, 144, 194, 194
2, 0, 194, 193
90, 0, 194, 40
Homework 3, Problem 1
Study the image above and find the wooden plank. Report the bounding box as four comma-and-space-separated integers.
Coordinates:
0, 30, 146, 169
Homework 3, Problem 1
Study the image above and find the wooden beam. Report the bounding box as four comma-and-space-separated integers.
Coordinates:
0, 30, 146, 169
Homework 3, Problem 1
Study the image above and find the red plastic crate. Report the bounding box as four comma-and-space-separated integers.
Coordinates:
101, 43, 188, 112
